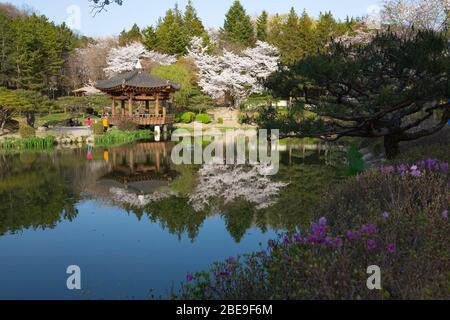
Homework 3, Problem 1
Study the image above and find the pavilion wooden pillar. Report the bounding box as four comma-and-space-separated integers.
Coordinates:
145, 100, 150, 114
162, 100, 167, 118
111, 97, 116, 116
128, 94, 133, 117
121, 100, 125, 116
155, 93, 160, 116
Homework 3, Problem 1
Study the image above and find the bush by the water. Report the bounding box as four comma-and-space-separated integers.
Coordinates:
181, 112, 196, 124
19, 125, 36, 138
177, 159, 449, 300
195, 114, 212, 124
217, 117, 224, 124
92, 122, 105, 135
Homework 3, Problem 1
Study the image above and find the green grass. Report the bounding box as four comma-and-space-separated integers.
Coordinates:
94, 129, 153, 147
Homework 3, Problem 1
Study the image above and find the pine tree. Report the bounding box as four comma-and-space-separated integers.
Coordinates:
297, 10, 315, 59
0, 12, 16, 87
315, 12, 338, 52
119, 23, 143, 46
142, 25, 157, 51
256, 10, 269, 41
184, 0, 205, 38
222, 0, 255, 47
276, 8, 302, 65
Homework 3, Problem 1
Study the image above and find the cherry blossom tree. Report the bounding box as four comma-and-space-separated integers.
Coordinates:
188, 37, 280, 108
104, 42, 177, 77
381, 0, 449, 31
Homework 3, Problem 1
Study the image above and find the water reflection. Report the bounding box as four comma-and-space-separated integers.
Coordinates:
0, 139, 344, 240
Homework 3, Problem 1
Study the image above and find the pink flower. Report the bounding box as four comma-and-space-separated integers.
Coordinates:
186, 273, 194, 282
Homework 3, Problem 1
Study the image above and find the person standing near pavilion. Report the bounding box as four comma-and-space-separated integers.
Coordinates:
102, 117, 109, 133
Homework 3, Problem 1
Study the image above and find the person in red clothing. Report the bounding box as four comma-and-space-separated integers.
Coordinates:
85, 117, 92, 134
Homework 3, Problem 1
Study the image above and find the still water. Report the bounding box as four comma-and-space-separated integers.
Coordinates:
0, 139, 343, 299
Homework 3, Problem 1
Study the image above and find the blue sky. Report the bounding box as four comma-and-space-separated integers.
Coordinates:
7, 0, 382, 37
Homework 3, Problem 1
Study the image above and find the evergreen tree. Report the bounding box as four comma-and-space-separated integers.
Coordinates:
314, 11, 338, 52
256, 11, 269, 41
297, 10, 315, 59
119, 23, 143, 46
0, 12, 16, 88
144, 5, 189, 55
275, 8, 302, 65
222, 0, 255, 46
184, 0, 205, 38
142, 25, 157, 50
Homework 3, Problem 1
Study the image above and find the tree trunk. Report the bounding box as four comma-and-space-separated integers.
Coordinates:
26, 111, 35, 128
384, 134, 400, 160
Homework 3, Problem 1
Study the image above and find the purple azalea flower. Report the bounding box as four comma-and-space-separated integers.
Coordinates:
294, 235, 303, 243
367, 224, 378, 235
440, 162, 449, 170
186, 273, 194, 282
283, 235, 291, 245
367, 239, 377, 251
441, 210, 448, 218
397, 164, 408, 173
346, 230, 361, 241
319, 217, 328, 226
411, 169, 422, 177
227, 256, 237, 265
331, 237, 343, 248
410, 165, 418, 171
311, 224, 327, 237
382, 211, 389, 219
387, 243, 396, 254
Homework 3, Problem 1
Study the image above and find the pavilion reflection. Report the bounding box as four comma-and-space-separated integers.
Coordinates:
97, 141, 178, 195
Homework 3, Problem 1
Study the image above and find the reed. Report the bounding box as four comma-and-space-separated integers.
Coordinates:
94, 129, 153, 147
0, 136, 55, 152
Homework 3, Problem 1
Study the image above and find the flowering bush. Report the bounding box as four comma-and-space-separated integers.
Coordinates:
178, 209, 448, 300
176, 158, 449, 300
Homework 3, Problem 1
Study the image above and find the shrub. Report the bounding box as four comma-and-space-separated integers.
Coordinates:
117, 119, 138, 131
181, 112, 196, 124
176, 159, 449, 300
92, 122, 105, 135
195, 114, 212, 124
345, 143, 365, 176
174, 113, 183, 123
217, 117, 224, 124
19, 125, 36, 138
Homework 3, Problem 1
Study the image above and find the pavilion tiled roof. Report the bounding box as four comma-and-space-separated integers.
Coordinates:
95, 69, 181, 92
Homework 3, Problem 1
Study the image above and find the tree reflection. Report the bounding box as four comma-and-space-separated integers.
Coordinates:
0, 153, 79, 235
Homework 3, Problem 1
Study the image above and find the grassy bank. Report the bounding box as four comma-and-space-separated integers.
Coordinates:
94, 129, 153, 147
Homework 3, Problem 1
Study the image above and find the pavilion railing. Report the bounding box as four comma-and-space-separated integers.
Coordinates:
108, 114, 175, 126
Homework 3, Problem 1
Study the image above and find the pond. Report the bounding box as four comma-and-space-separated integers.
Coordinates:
0, 138, 345, 299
